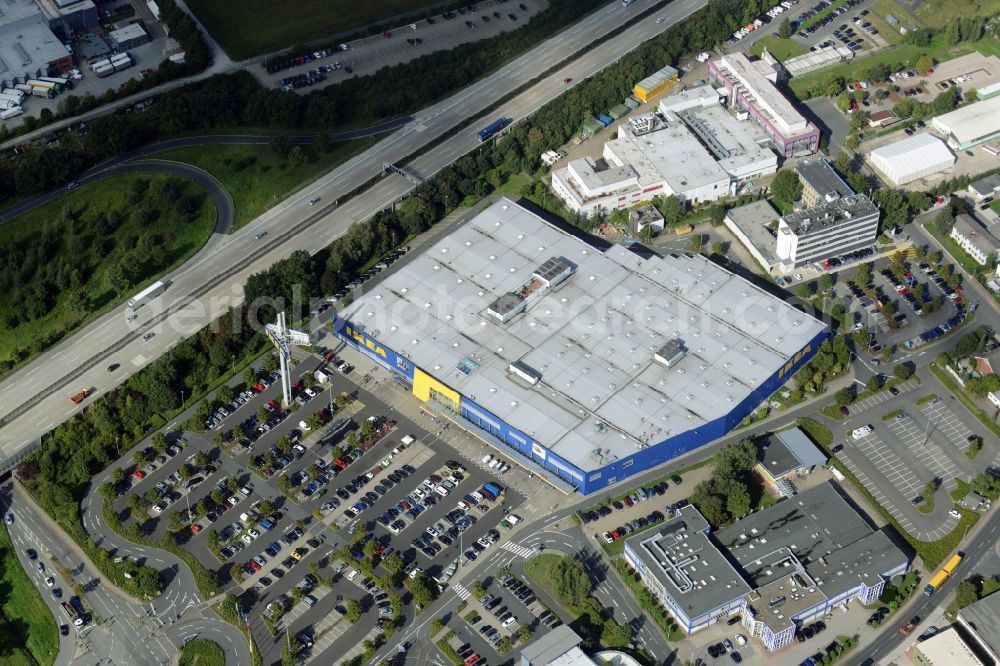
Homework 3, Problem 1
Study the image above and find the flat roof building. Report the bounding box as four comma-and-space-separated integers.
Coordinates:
0, 0, 75, 79
624, 481, 909, 651
776, 194, 880, 269
34, 0, 98, 32
708, 52, 820, 157
950, 213, 1000, 266
932, 95, 1000, 150
756, 427, 827, 492
781, 44, 854, 77
914, 627, 987, 666
634, 64, 679, 103
958, 591, 1000, 664
108, 22, 150, 50
334, 198, 827, 494
520, 626, 643, 666
551, 86, 777, 218
868, 133, 956, 186
723, 199, 783, 272
795, 158, 854, 208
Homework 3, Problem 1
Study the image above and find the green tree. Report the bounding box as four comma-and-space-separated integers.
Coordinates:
601, 620, 632, 648
778, 17, 793, 38
472, 580, 486, 598
711, 241, 725, 256
697, 493, 728, 526
771, 170, 803, 204
551, 557, 592, 604
151, 432, 168, 454
657, 194, 685, 225
243, 366, 257, 387
263, 354, 279, 374
835, 387, 854, 405
893, 363, 914, 381
916, 54, 935, 73
820, 273, 835, 292
345, 598, 362, 623
726, 481, 752, 519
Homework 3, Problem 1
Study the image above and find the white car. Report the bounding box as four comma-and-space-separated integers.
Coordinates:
481, 454, 493, 465
793, 273, 804, 281
655, 16, 664, 23
45, 577, 55, 587
851, 425, 873, 440
304, 387, 317, 398
502, 616, 517, 628
735, 634, 746, 646
949, 509, 961, 518
299, 420, 311, 431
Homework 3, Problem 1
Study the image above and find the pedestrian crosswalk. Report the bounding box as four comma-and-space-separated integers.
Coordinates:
501, 542, 536, 558
453, 583, 471, 600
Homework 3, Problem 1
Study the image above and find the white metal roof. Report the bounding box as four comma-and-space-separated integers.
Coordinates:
932, 95, 1000, 145
342, 199, 825, 471
867, 133, 955, 184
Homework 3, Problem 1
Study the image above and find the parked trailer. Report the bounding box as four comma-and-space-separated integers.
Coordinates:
14, 83, 33, 94
90, 58, 112, 70
61, 601, 84, 626
27, 79, 57, 91
0, 106, 23, 120
31, 87, 53, 99
93, 63, 115, 78
0, 98, 18, 111
0, 88, 25, 102
924, 553, 963, 595
111, 53, 134, 72
40, 76, 71, 90
596, 114, 613, 126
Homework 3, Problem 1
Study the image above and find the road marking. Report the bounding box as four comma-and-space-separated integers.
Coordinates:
453, 583, 471, 601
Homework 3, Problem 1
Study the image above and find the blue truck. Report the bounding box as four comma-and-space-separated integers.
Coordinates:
477, 117, 512, 142
596, 114, 613, 126
481, 482, 504, 501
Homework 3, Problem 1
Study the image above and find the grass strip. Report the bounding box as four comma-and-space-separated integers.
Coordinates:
0, 521, 59, 666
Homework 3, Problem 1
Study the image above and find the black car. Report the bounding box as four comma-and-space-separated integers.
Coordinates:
60, 625, 69, 636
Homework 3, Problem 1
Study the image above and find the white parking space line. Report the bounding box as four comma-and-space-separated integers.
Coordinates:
886, 416, 961, 483
853, 433, 923, 498
849, 380, 919, 414
276, 588, 330, 629
921, 399, 973, 452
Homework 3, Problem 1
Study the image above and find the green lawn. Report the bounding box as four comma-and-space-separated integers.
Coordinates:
0, 173, 216, 374
179, 638, 226, 666
786, 33, 1000, 98
186, 0, 449, 59
151, 140, 369, 231
915, 0, 1000, 27
0, 522, 59, 666
749, 35, 808, 61
991, 199, 1000, 216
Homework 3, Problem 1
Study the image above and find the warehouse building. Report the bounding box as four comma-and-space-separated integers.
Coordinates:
776, 194, 880, 268
932, 95, 1000, 150
334, 199, 828, 494
633, 64, 679, 103
0, 0, 74, 80
34, 0, 98, 32
867, 133, 956, 186
968, 173, 1000, 202
958, 588, 1000, 664
707, 52, 820, 156
949, 214, 1000, 265
795, 158, 854, 208
781, 44, 854, 77
521, 626, 642, 666
551, 85, 777, 217
108, 23, 150, 51
623, 481, 909, 650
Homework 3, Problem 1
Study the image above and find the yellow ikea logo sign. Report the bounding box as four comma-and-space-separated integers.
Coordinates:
344, 325, 387, 359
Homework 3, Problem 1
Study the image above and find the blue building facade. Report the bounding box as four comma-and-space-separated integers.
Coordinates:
334, 314, 828, 495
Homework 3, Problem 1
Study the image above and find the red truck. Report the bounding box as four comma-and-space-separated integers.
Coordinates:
899, 617, 919, 635
70, 388, 92, 405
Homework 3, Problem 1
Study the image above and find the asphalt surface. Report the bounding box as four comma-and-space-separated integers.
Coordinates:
2, 482, 251, 666
0, 0, 707, 467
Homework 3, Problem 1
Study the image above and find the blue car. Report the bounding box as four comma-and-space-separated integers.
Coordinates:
266, 542, 281, 556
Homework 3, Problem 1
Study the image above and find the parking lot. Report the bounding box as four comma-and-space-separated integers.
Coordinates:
256, 0, 542, 93
101, 337, 536, 665
833, 377, 995, 540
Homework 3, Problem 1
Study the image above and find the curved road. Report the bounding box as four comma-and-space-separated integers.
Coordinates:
0, 0, 705, 466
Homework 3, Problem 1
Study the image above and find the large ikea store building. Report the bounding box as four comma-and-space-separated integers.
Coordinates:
334, 199, 828, 494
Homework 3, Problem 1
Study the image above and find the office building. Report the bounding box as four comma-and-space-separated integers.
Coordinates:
958, 589, 1000, 664
776, 194, 880, 268
968, 173, 1000, 202
707, 52, 820, 156
34, 0, 98, 32
334, 199, 827, 494
550, 85, 777, 217
521, 626, 642, 666
723, 199, 783, 272
623, 481, 909, 650
950, 214, 1000, 265
108, 23, 151, 50
795, 158, 854, 207
755, 427, 827, 496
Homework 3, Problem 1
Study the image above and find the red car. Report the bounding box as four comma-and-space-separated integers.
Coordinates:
133, 470, 146, 480
563, 77, 572, 84
249, 560, 261, 572
324, 352, 335, 362
267, 399, 280, 410
384, 31, 391, 37
191, 524, 202, 534
374, 544, 387, 557
839, 405, 850, 417
464, 655, 480, 666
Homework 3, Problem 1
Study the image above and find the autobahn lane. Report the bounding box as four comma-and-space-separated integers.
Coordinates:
0, 0, 706, 468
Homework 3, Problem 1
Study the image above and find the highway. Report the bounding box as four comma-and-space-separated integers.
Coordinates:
0, 0, 707, 468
